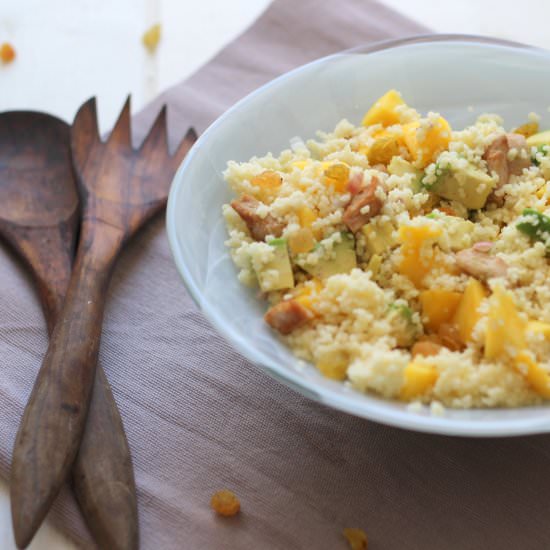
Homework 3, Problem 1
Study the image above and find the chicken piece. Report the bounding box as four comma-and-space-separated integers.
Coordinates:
346, 172, 364, 195
506, 133, 531, 175
455, 247, 508, 281
483, 133, 530, 205
230, 194, 285, 241
264, 299, 314, 335
342, 177, 383, 233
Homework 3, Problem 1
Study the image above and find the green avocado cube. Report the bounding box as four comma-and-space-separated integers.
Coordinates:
432, 165, 495, 209
297, 232, 357, 279
255, 238, 295, 292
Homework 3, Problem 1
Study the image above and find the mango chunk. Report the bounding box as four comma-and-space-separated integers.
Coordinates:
316, 349, 349, 381
402, 117, 451, 168
527, 321, 550, 340
297, 206, 317, 228
323, 163, 350, 193
291, 280, 323, 314
397, 224, 442, 287
367, 135, 401, 165
452, 279, 486, 344
515, 351, 550, 398
362, 89, 405, 128
400, 361, 438, 400
485, 286, 526, 359
288, 228, 315, 254
297, 206, 322, 240
419, 289, 462, 332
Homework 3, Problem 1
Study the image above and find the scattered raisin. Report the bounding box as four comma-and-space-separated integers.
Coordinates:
210, 489, 240, 517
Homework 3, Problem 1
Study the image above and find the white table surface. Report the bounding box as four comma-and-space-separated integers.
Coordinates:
1, 0, 550, 547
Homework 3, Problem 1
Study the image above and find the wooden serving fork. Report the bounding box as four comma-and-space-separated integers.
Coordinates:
10, 98, 196, 548
0, 110, 137, 550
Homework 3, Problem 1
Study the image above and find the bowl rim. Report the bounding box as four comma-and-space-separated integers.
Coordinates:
167, 33, 550, 438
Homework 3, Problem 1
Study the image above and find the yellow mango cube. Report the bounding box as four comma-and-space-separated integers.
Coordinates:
516, 351, 550, 398
362, 89, 405, 128
400, 361, 438, 400
452, 279, 486, 344
316, 350, 349, 381
292, 279, 323, 313
367, 135, 402, 165
288, 228, 315, 255
367, 253, 382, 277
419, 289, 462, 332
297, 206, 317, 228
527, 320, 550, 340
402, 116, 451, 168
323, 163, 350, 193
485, 286, 526, 359
397, 224, 442, 287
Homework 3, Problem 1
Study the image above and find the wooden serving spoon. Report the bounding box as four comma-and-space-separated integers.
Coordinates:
0, 111, 138, 549
9, 98, 197, 548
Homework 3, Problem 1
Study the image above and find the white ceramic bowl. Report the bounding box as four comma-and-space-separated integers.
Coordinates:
167, 35, 550, 437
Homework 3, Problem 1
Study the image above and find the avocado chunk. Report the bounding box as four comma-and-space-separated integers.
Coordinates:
387, 157, 423, 192
255, 238, 295, 292
526, 130, 550, 148
297, 232, 357, 279
362, 220, 395, 255
430, 164, 495, 209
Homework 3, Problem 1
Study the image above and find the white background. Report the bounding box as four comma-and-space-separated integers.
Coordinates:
0, 0, 548, 547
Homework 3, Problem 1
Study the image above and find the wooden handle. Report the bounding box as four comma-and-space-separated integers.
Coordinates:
6, 222, 138, 549
7, 225, 75, 336
72, 366, 138, 550
10, 219, 124, 549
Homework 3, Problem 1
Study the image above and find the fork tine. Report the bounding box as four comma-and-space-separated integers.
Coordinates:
71, 98, 101, 171
170, 127, 198, 169
138, 105, 167, 153
107, 96, 132, 147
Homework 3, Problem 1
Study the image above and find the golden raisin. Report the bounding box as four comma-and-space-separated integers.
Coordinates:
0, 43, 16, 64
438, 206, 457, 217
512, 121, 539, 138
343, 527, 368, 550
251, 170, 282, 190
210, 489, 240, 517
411, 340, 443, 358
142, 23, 162, 53
324, 163, 350, 192
438, 323, 464, 352
368, 136, 400, 165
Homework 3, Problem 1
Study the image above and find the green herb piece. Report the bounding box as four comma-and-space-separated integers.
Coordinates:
517, 208, 550, 248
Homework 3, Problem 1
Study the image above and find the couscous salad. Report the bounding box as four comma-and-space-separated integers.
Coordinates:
223, 90, 550, 409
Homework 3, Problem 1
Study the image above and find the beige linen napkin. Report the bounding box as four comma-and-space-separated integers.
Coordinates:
2, 1, 548, 549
